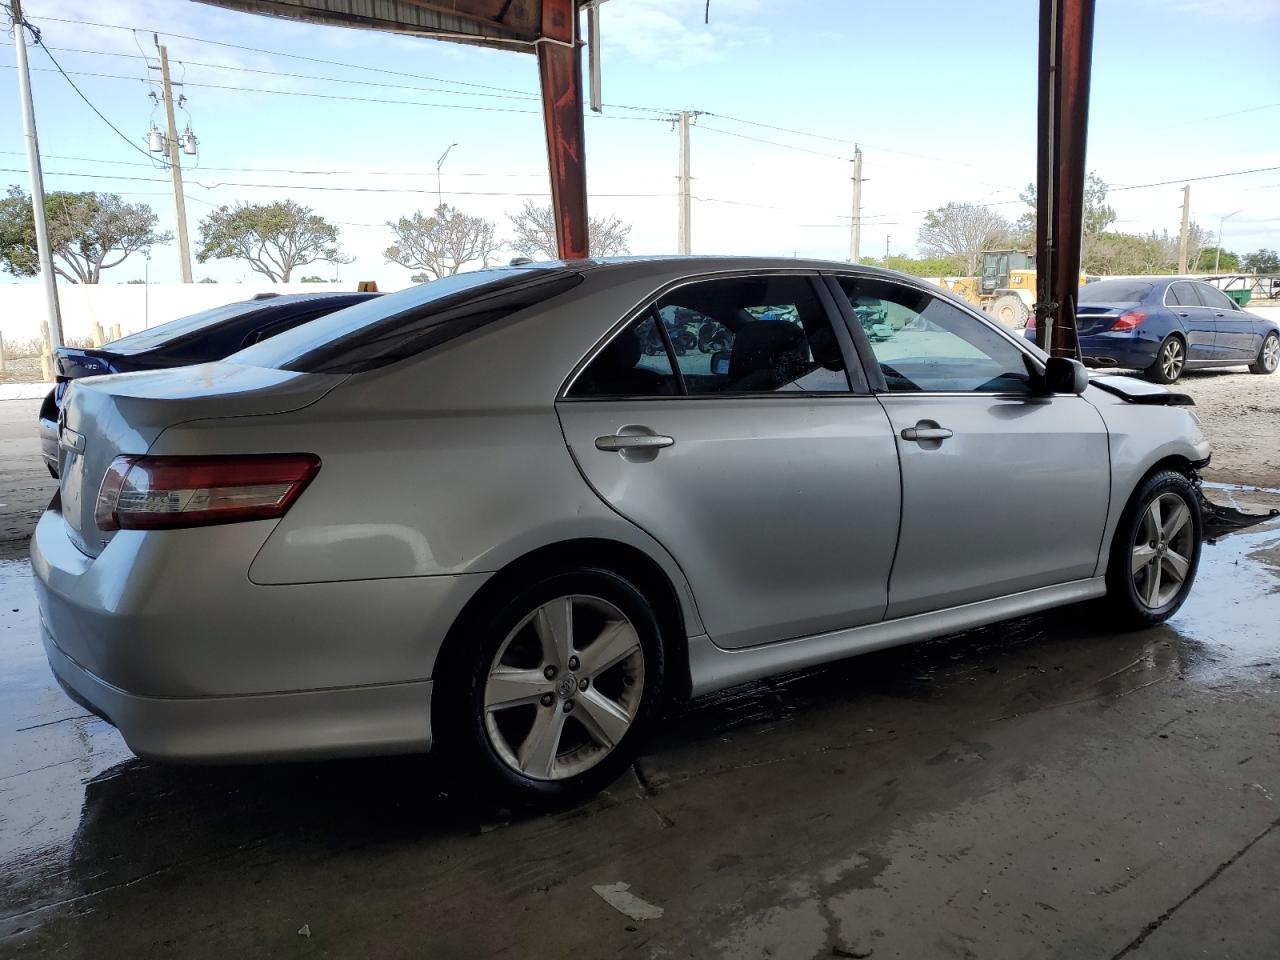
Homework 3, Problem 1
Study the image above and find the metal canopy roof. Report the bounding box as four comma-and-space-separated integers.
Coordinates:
193, 1, 554, 51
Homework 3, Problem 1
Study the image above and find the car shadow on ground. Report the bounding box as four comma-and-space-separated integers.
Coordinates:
35, 599, 1196, 914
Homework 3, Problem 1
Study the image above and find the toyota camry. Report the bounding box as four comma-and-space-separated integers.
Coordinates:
33, 257, 1210, 802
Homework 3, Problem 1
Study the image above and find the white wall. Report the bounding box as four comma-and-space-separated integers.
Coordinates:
0, 282, 401, 349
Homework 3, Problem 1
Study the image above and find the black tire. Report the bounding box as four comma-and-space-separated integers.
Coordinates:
989, 294, 1030, 328
1105, 470, 1203, 628
1146, 335, 1185, 384
434, 566, 666, 806
1250, 332, 1279, 375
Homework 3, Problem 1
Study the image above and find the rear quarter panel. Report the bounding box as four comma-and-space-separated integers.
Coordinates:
157, 267, 712, 636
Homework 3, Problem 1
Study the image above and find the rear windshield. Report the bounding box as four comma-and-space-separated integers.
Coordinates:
106, 301, 266, 354
230, 267, 583, 374
1078, 279, 1153, 303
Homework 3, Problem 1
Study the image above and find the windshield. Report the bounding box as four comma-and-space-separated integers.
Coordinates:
231, 266, 581, 373
105, 301, 265, 354
1078, 280, 1153, 304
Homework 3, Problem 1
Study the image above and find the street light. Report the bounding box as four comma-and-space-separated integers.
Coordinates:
1216, 209, 1241, 273
436, 143, 459, 210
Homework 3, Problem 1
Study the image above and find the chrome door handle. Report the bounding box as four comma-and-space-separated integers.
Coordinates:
901, 426, 953, 442
595, 434, 674, 451
1178, 312, 1189, 317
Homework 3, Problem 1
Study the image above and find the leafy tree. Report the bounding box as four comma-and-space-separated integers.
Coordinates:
1015, 172, 1116, 262
384, 205, 497, 280
299, 275, 328, 283
859, 254, 964, 277
196, 200, 350, 283
916, 202, 1012, 276
1191, 247, 1239, 272
410, 272, 431, 284
1242, 249, 1280, 273
198, 276, 218, 283
0, 186, 170, 283
506, 200, 632, 259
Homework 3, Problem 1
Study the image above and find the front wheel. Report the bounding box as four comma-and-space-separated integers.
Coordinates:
1250, 332, 1279, 375
1146, 336, 1185, 384
435, 567, 666, 805
1105, 470, 1202, 627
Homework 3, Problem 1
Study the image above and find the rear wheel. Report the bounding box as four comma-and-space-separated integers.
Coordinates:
1250, 332, 1279, 375
1105, 470, 1202, 627
1146, 336, 1185, 383
435, 567, 665, 805
989, 294, 1029, 328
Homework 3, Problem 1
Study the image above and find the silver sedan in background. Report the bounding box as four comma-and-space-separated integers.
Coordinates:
32, 257, 1209, 802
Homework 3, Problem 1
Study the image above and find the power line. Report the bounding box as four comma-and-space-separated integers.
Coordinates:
0, 166, 675, 198
1110, 165, 1280, 192
696, 124, 852, 161
12, 21, 157, 163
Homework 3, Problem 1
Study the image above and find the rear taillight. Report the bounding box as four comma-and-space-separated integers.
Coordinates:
1110, 310, 1146, 331
95, 453, 320, 531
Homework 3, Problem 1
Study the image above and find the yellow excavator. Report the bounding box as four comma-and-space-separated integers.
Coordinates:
942, 250, 1092, 327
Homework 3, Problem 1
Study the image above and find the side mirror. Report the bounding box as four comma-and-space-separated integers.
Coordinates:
1044, 356, 1089, 394
711, 351, 731, 376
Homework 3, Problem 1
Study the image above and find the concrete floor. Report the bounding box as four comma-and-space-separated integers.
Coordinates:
2, 397, 1279, 959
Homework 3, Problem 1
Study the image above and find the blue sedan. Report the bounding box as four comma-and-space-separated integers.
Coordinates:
1026, 277, 1280, 383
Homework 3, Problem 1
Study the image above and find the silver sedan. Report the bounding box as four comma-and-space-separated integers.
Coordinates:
32, 257, 1210, 801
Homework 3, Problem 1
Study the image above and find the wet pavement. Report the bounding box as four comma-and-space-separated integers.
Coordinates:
2, 400, 1280, 958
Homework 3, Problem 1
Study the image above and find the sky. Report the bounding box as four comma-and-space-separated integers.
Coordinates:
1, 0, 1277, 287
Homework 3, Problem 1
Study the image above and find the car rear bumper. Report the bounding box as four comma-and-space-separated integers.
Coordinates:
31, 505, 488, 762
44, 624, 434, 762
1076, 333, 1159, 371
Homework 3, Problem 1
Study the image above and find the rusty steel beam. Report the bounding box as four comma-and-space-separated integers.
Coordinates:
536, 0, 589, 260
1034, 0, 1095, 359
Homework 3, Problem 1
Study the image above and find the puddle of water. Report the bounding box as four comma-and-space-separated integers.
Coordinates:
1168, 520, 1280, 681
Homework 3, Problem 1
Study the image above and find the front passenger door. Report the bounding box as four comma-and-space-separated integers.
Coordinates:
1194, 283, 1257, 360
831, 276, 1111, 619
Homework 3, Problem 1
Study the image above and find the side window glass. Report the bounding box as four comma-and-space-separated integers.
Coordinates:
1166, 283, 1190, 307
569, 313, 678, 397
653, 275, 849, 394
836, 277, 1034, 394
1194, 283, 1234, 310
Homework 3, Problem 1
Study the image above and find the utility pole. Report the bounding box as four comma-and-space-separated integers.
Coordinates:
885, 235, 891, 262
10, 0, 63, 363
157, 42, 193, 283
1177, 184, 1191, 275
677, 111, 693, 254
849, 145, 863, 263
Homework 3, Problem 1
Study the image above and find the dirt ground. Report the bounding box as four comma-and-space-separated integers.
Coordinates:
1164, 367, 1280, 488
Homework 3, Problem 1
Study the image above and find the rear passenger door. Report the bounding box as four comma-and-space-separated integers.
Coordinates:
1166, 282, 1217, 360
557, 272, 902, 650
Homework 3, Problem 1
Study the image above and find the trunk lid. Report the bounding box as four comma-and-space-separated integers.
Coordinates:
58, 362, 343, 557
1076, 302, 1138, 336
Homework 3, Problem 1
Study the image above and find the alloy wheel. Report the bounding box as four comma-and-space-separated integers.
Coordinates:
1264, 335, 1279, 373
1130, 492, 1195, 609
1161, 340, 1184, 381
483, 595, 645, 781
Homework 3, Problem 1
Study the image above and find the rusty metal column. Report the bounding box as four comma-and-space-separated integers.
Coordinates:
537, 0, 589, 260
1034, 0, 1095, 358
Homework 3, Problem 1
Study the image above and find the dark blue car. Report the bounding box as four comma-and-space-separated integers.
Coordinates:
38, 291, 380, 475
1025, 277, 1280, 384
